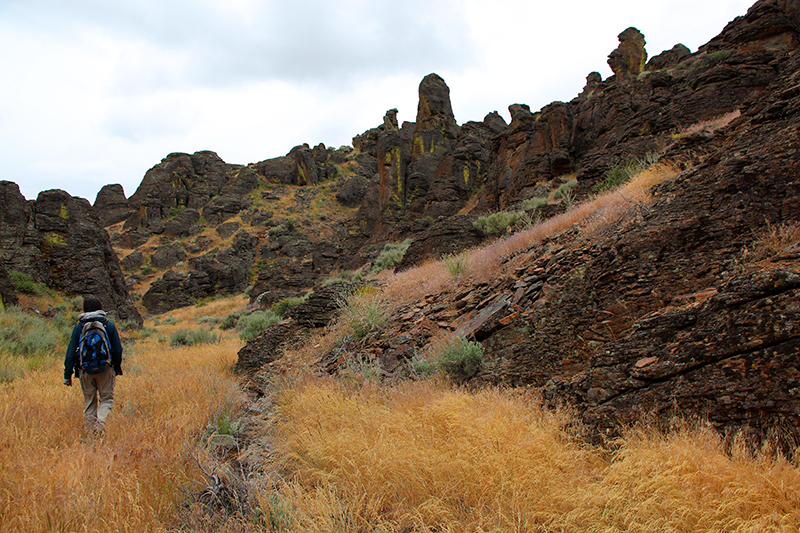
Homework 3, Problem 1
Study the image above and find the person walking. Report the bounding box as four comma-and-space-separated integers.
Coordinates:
63, 297, 123, 436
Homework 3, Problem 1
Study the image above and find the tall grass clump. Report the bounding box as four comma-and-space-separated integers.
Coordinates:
462, 162, 681, 282
591, 152, 660, 196
337, 287, 389, 339
265, 379, 597, 532
742, 221, 800, 263
254, 378, 800, 532
441, 251, 469, 277
372, 239, 412, 273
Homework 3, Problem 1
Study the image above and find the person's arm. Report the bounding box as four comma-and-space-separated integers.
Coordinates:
106, 321, 124, 376
63, 324, 81, 385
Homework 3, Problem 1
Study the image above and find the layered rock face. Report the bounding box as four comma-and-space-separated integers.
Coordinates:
276, 0, 800, 446
0, 182, 141, 323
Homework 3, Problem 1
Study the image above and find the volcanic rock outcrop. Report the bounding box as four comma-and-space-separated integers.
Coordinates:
238, 0, 800, 446
0, 182, 141, 323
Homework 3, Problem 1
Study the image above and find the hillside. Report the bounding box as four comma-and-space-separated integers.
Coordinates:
0, 0, 798, 445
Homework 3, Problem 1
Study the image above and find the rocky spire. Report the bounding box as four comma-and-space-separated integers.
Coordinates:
607, 27, 647, 80
413, 73, 459, 154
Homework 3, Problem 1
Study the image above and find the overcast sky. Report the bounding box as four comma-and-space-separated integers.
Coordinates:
1, 0, 755, 202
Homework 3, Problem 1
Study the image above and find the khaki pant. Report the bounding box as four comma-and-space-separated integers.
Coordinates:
79, 365, 115, 434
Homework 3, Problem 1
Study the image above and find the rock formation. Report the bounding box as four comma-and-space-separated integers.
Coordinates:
0, 182, 141, 323
607, 27, 647, 80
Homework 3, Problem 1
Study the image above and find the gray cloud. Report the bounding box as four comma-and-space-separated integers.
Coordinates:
11, 0, 475, 91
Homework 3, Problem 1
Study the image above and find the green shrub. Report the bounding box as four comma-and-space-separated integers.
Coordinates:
0, 307, 60, 358
271, 295, 308, 318
220, 310, 245, 330
169, 328, 219, 347
372, 239, 412, 274
119, 319, 142, 331
237, 310, 280, 341
138, 327, 157, 339
19, 328, 59, 356
268, 219, 296, 236
473, 211, 522, 235
9, 271, 36, 294
161, 316, 180, 326
553, 180, 578, 199
415, 336, 485, 380
342, 355, 382, 384
521, 197, 549, 211
411, 355, 437, 376
8, 270, 52, 297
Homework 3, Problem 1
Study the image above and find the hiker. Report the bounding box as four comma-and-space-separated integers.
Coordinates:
63, 297, 123, 436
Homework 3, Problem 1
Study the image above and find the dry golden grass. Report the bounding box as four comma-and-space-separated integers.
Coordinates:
160, 295, 248, 324
0, 335, 245, 533
256, 377, 800, 533
267, 378, 596, 532
742, 221, 800, 264
381, 258, 452, 307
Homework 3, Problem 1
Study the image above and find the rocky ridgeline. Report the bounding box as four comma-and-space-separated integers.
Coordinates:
0, 0, 797, 444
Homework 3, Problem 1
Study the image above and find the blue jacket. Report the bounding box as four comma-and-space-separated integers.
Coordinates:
64, 311, 124, 380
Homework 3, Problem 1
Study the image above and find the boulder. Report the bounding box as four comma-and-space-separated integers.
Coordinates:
216, 221, 241, 240
336, 176, 369, 207
646, 43, 691, 70
140, 270, 196, 314
120, 251, 143, 271
163, 208, 201, 238
234, 319, 299, 375
394, 215, 485, 272
150, 244, 186, 269
202, 194, 252, 226
287, 282, 356, 328
93, 184, 132, 227
125, 151, 250, 233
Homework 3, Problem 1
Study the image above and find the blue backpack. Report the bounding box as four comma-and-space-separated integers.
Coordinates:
78, 320, 112, 375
